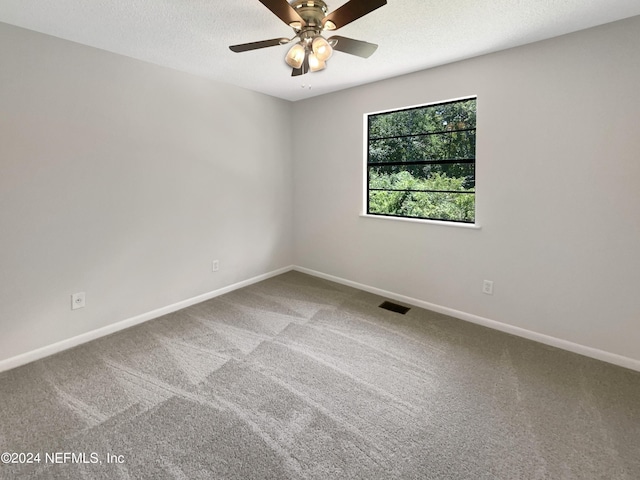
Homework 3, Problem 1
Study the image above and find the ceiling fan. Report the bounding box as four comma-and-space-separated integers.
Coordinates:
229, 0, 387, 76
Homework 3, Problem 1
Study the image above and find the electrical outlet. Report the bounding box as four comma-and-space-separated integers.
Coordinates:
482, 280, 494, 295
71, 292, 86, 310
212, 260, 219, 272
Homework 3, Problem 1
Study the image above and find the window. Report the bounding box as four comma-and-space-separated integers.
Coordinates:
366, 97, 476, 223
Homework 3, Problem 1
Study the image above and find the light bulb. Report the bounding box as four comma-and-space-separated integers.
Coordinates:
312, 36, 333, 62
308, 53, 326, 72
285, 43, 306, 69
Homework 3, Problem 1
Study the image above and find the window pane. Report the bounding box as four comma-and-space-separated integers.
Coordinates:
369, 190, 475, 223
369, 130, 476, 163
369, 98, 476, 139
366, 97, 476, 223
369, 164, 475, 191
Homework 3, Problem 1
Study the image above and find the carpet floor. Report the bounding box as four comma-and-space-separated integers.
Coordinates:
0, 271, 639, 479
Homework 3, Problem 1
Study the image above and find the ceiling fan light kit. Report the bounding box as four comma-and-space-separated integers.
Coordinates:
312, 36, 333, 61
285, 42, 306, 68
229, 0, 387, 77
308, 52, 325, 72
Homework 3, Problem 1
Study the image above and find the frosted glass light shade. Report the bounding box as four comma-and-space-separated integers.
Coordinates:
324, 20, 337, 30
308, 53, 326, 72
312, 36, 333, 62
285, 43, 306, 69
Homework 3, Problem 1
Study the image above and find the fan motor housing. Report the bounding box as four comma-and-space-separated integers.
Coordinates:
291, 0, 328, 27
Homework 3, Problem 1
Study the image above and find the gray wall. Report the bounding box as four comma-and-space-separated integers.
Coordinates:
2, 16, 639, 367
0, 23, 293, 362
292, 16, 640, 363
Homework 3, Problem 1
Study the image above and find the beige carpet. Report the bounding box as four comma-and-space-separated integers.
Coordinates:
1, 271, 639, 479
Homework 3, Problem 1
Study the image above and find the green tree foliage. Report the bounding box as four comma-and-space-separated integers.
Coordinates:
367, 98, 476, 222
369, 171, 475, 222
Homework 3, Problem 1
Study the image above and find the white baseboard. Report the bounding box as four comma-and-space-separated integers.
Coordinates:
0, 265, 294, 374
3, 264, 638, 374
293, 266, 640, 373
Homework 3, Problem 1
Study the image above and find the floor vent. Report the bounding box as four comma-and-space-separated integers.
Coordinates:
379, 301, 410, 315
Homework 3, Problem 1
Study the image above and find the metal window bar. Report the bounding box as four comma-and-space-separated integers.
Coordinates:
369, 188, 474, 194
367, 159, 475, 167
368, 98, 477, 118
367, 212, 475, 224
369, 127, 476, 142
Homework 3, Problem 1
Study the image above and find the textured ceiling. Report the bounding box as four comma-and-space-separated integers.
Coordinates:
1, 1, 639, 101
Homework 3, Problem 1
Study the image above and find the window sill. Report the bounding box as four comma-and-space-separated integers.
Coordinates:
359, 214, 481, 229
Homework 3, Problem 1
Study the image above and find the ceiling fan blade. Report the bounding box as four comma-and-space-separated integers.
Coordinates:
329, 36, 378, 58
229, 38, 289, 53
322, 0, 386, 30
259, 0, 306, 27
